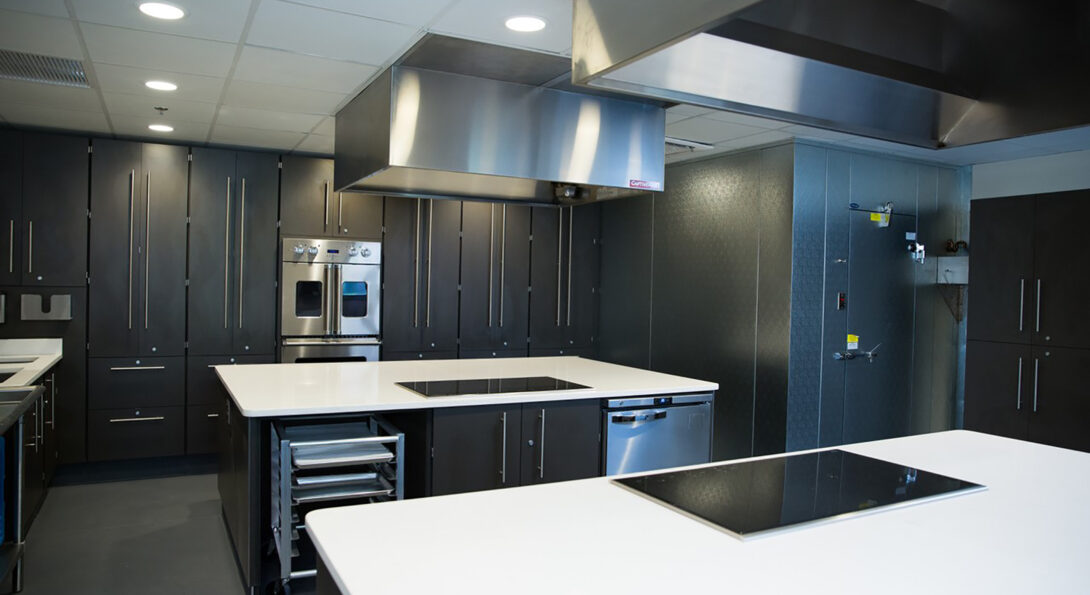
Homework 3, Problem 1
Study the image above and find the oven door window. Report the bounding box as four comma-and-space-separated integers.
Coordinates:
295, 281, 324, 317
341, 282, 368, 318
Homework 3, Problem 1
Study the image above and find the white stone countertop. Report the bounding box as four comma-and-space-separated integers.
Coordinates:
0, 339, 62, 389
215, 356, 719, 417
306, 430, 1090, 595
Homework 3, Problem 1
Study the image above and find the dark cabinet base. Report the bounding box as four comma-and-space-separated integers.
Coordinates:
186, 404, 220, 455
87, 406, 184, 461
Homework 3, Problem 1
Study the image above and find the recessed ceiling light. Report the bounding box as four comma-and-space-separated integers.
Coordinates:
148, 124, 174, 132
505, 15, 546, 32
138, 2, 185, 20
145, 80, 177, 91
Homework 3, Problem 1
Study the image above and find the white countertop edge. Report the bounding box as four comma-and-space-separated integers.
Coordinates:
0, 339, 63, 389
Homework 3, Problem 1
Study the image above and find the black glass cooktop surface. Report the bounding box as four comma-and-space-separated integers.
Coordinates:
397, 376, 590, 397
615, 449, 984, 539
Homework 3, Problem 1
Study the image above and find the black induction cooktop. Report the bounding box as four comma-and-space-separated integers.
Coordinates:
396, 376, 590, 397
615, 449, 984, 539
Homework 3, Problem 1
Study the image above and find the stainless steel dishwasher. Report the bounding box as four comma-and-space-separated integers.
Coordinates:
603, 394, 714, 475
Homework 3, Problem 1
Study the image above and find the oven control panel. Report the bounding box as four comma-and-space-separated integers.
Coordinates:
282, 238, 382, 265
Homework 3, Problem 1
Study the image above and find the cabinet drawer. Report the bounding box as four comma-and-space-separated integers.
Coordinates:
529, 347, 596, 358
187, 355, 273, 405
89, 356, 184, 409
187, 404, 221, 455
88, 406, 184, 461
381, 350, 457, 362
458, 349, 528, 359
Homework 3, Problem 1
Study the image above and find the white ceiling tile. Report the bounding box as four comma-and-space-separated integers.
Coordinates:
223, 80, 346, 115
0, 0, 69, 18
216, 105, 324, 133
0, 102, 110, 133
110, 114, 210, 143
280, 0, 454, 28
431, 0, 571, 54
211, 124, 305, 150
665, 112, 691, 125
91, 63, 226, 103
81, 23, 237, 77
0, 79, 102, 112
247, 1, 417, 64
0, 9, 83, 59
702, 109, 791, 130
313, 116, 334, 136
233, 46, 379, 94
294, 133, 333, 155
666, 104, 713, 118
724, 129, 794, 149
103, 92, 217, 122
666, 117, 765, 144
70, 0, 251, 43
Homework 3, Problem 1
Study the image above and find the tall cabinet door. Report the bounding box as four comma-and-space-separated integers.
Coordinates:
189, 148, 236, 355
140, 143, 189, 356
233, 151, 278, 355
564, 204, 600, 349
0, 130, 21, 287
460, 201, 529, 353
520, 400, 600, 486
89, 139, 143, 357
529, 207, 563, 349
967, 197, 1035, 344
1032, 192, 1090, 349
381, 196, 423, 351
421, 198, 461, 352
1026, 346, 1090, 452
335, 192, 383, 238
432, 404, 522, 496
22, 133, 88, 286
279, 156, 332, 237
964, 340, 1031, 441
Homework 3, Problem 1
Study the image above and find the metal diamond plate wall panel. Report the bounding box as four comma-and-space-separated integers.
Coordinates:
598, 194, 654, 369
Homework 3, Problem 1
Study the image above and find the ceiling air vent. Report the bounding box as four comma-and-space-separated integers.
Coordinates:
664, 136, 714, 156
0, 49, 89, 88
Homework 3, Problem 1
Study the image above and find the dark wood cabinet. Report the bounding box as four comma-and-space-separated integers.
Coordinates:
89, 140, 187, 357
86, 356, 185, 460
381, 350, 457, 361
1025, 346, 1090, 452
21, 133, 89, 287
1032, 193, 1090, 349
280, 156, 333, 237
22, 402, 43, 535
519, 400, 600, 485
529, 205, 600, 351
458, 349, 526, 359
187, 354, 272, 454
382, 197, 460, 353
336, 192, 383, 238
0, 130, 22, 287
964, 340, 1031, 440
88, 356, 185, 409
189, 148, 278, 356
87, 406, 184, 461
460, 201, 530, 352
431, 400, 601, 496
218, 397, 261, 590
967, 197, 1035, 344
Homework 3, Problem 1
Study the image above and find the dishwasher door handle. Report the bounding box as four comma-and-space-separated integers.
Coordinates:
611, 410, 667, 424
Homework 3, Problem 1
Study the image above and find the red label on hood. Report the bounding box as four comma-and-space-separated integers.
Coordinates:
628, 179, 662, 191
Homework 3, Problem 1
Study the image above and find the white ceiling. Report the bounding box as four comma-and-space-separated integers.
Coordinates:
0, 0, 1087, 165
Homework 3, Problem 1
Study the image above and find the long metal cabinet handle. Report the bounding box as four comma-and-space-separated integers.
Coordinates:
338, 192, 343, 231
556, 208, 562, 326
426, 199, 433, 327
488, 204, 495, 327
27, 220, 32, 273
1018, 278, 1024, 332
109, 416, 165, 423
128, 169, 135, 329
413, 200, 420, 328
50, 373, 55, 430
499, 204, 506, 327
1035, 279, 1041, 333
1032, 358, 1040, 413
238, 178, 245, 329
323, 180, 329, 229
1016, 357, 1023, 410
7, 219, 12, 273
567, 207, 573, 326
538, 409, 546, 479
145, 172, 151, 330
109, 365, 166, 371
500, 411, 507, 484
224, 177, 231, 329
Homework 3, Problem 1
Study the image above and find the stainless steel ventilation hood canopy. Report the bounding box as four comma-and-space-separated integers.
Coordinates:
335, 35, 665, 203
573, 0, 1090, 148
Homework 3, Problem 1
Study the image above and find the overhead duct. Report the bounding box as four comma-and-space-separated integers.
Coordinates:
335, 35, 665, 204
572, 0, 1090, 148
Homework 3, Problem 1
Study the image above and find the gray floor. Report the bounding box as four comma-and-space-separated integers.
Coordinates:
11, 474, 243, 594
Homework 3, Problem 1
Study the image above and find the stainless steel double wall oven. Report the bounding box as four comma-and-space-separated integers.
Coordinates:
280, 237, 382, 362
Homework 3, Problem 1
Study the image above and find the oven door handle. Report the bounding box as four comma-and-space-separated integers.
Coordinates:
611, 410, 668, 424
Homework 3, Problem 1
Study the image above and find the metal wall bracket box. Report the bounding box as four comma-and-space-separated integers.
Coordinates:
19, 294, 71, 321
936, 256, 969, 285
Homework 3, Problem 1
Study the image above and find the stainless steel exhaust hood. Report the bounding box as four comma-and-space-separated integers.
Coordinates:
573, 0, 1090, 148
335, 35, 665, 204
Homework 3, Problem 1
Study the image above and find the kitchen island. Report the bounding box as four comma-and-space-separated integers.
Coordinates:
305, 430, 1090, 595
214, 356, 718, 594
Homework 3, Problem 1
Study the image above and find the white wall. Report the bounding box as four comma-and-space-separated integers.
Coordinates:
972, 150, 1090, 199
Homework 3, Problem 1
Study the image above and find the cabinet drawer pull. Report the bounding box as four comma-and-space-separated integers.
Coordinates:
500, 410, 507, 485
1018, 278, 1025, 332
1032, 358, 1040, 413
324, 180, 330, 229
488, 203, 495, 327
1016, 356, 1023, 410
556, 208, 562, 327
27, 220, 32, 274
206, 413, 220, 418
413, 199, 421, 328
109, 416, 166, 423
499, 204, 506, 328
538, 408, 546, 480
108, 365, 166, 371
1035, 279, 1041, 333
